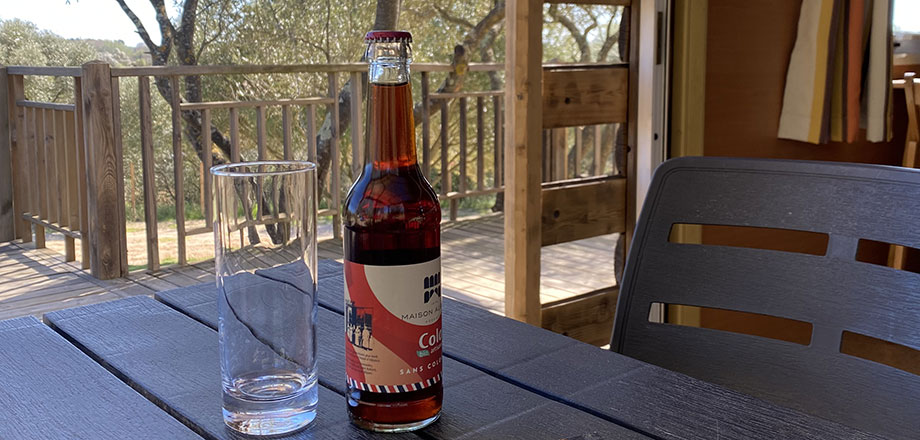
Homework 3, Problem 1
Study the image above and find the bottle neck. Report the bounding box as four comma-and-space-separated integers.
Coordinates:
365, 41, 416, 169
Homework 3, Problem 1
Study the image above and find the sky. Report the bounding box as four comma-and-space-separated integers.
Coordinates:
0, 0, 178, 46
0, 0, 918, 45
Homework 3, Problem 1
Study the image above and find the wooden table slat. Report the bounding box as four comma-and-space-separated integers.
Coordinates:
44, 296, 409, 440
311, 261, 888, 440
155, 270, 648, 439
0, 316, 200, 440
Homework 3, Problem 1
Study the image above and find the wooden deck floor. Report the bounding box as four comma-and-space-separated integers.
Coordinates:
0, 213, 618, 320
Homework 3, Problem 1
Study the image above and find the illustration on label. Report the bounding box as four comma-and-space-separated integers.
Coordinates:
344, 258, 442, 393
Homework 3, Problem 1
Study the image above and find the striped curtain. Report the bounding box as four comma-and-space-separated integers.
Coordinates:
778, 0, 894, 144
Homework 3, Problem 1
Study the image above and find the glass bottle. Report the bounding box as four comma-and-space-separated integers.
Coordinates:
342, 30, 443, 432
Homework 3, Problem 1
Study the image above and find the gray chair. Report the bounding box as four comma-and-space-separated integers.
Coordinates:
611, 156, 920, 439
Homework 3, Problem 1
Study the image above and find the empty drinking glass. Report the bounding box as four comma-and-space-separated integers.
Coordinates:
212, 161, 318, 436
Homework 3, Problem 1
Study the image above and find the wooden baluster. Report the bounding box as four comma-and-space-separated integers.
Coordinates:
74, 76, 88, 268
459, 97, 468, 196
44, 109, 56, 225
575, 126, 583, 178
0, 68, 11, 242
307, 105, 317, 161
493, 96, 502, 188
440, 100, 456, 220
594, 124, 602, 176
110, 76, 128, 272
282, 105, 292, 160
329, 72, 341, 239
229, 106, 246, 245
350, 72, 363, 178
421, 72, 431, 178
476, 96, 485, 191
63, 110, 79, 261
553, 128, 566, 181
256, 105, 266, 219
198, 162, 204, 218
256, 105, 267, 160
170, 76, 186, 265
201, 108, 212, 230
56, 110, 69, 230
40, 108, 52, 222
138, 76, 159, 271
55, 109, 75, 261
7, 73, 29, 242
65, 111, 79, 235
34, 108, 46, 248
229, 107, 240, 161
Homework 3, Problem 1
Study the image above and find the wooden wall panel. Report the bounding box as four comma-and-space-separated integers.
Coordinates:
541, 178, 626, 246
543, 66, 629, 128
703, 0, 905, 165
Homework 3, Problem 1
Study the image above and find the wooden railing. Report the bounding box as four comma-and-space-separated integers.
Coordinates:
1, 68, 90, 272
1, 62, 620, 279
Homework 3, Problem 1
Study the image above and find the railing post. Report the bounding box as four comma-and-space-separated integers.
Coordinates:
80, 61, 127, 279
0, 67, 13, 242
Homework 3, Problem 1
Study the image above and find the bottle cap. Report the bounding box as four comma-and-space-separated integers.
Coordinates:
364, 30, 413, 42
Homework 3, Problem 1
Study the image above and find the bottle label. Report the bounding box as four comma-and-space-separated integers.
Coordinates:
344, 257, 442, 393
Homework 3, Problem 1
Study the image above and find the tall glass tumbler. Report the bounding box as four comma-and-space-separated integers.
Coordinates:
212, 161, 318, 436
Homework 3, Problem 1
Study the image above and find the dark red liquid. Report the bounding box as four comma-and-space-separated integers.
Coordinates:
343, 82, 442, 427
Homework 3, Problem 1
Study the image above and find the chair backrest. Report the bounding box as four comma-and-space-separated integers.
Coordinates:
611, 156, 920, 438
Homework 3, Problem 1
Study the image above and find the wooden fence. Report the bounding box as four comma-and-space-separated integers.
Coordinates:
0, 62, 619, 279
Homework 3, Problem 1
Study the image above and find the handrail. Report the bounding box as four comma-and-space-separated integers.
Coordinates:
6, 66, 81, 77
16, 100, 76, 111
108, 62, 503, 77
4, 62, 504, 78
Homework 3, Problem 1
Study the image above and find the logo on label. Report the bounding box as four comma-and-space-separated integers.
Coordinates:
344, 258, 443, 394
423, 271, 441, 304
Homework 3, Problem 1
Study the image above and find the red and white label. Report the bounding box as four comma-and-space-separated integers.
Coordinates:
344, 258, 442, 393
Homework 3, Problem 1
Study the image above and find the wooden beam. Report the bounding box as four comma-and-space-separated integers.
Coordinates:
542, 65, 629, 128
0, 67, 12, 242
81, 61, 127, 279
5, 66, 82, 77
626, 0, 644, 269
670, 0, 708, 158
179, 97, 332, 110
504, 0, 543, 326
541, 177, 627, 246
541, 286, 619, 347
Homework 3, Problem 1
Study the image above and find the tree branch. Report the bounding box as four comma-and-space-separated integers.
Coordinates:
597, 9, 622, 62
115, 0, 159, 53
548, 4, 591, 62
433, 4, 475, 29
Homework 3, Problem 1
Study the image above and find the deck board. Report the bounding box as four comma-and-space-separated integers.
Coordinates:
0, 214, 618, 320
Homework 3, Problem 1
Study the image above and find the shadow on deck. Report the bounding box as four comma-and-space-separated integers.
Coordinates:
0, 213, 617, 320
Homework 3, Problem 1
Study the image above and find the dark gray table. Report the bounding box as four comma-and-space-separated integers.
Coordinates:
0, 260, 891, 439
